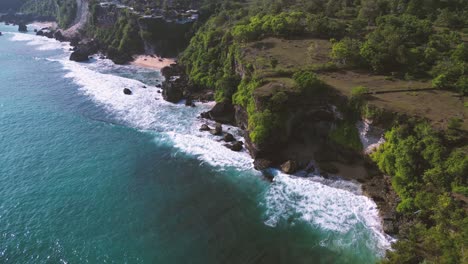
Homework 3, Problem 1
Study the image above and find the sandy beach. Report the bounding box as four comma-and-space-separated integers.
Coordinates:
131, 55, 176, 70
29, 21, 58, 29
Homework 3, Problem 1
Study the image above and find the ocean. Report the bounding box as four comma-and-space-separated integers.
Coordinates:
0, 23, 391, 263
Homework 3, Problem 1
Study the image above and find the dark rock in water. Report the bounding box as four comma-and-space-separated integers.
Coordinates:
34, 29, 37, 32
162, 80, 183, 103
281, 160, 298, 174
200, 101, 235, 125
54, 31, 65, 42
210, 123, 223, 136
18, 23, 27, 32
70, 50, 89, 62
99, 55, 105, 60
261, 170, 275, 181
254, 158, 273, 171
0, 32, 2, 36
157, 90, 161, 93
156, 84, 162, 88
185, 97, 195, 107
225, 141, 243, 152
69, 41, 99, 62
123, 88, 132, 95
142, 85, 147, 89
223, 133, 235, 142
199, 124, 210, 132
36, 30, 44, 36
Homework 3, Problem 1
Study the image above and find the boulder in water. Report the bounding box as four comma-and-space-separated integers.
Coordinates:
70, 50, 89, 62
36, 30, 44, 36
18, 23, 27, 32
281, 160, 298, 174
210, 123, 223, 136
223, 133, 235, 142
200, 101, 235, 125
199, 124, 211, 131
123, 88, 132, 95
225, 141, 243, 152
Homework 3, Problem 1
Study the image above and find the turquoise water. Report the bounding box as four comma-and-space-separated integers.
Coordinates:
0, 23, 390, 263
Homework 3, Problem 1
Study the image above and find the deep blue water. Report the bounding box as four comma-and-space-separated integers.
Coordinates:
0, 23, 390, 263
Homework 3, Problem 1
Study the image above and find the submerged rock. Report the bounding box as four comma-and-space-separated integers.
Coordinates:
281, 160, 298, 174
123, 88, 132, 95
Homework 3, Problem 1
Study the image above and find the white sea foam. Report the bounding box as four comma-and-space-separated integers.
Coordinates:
55, 58, 254, 170
263, 171, 393, 255
357, 120, 385, 154
55, 57, 392, 254
7, 32, 71, 51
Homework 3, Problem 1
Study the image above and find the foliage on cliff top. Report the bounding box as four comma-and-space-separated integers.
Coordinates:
372, 122, 467, 263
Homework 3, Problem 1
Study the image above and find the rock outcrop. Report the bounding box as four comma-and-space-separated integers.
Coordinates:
123, 88, 132, 95
18, 23, 27, 32
200, 101, 236, 125
69, 40, 99, 62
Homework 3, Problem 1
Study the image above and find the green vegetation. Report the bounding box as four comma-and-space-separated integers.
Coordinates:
329, 121, 362, 151
87, 1, 144, 63
20, 0, 77, 28
372, 122, 467, 263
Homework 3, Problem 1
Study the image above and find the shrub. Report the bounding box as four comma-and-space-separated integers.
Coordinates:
292, 70, 326, 94
351, 85, 369, 98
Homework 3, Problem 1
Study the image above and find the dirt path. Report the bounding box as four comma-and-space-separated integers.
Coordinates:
63, 0, 88, 39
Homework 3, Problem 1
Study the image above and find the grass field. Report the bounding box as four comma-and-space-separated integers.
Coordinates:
241, 37, 467, 131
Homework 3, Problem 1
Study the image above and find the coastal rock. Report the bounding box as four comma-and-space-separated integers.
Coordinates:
18, 23, 27, 32
254, 158, 273, 170
162, 81, 183, 103
36, 30, 44, 36
185, 97, 195, 107
225, 141, 243, 152
53, 31, 65, 42
210, 123, 223, 136
69, 41, 99, 62
200, 101, 235, 125
223, 133, 235, 142
70, 50, 90, 62
123, 88, 132, 95
281, 160, 298, 174
199, 124, 211, 131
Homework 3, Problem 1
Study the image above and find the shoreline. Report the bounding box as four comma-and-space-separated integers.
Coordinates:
22, 26, 397, 250
130, 55, 176, 70
29, 21, 58, 30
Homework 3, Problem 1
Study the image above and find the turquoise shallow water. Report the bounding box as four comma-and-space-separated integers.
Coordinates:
0, 23, 389, 263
